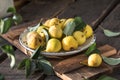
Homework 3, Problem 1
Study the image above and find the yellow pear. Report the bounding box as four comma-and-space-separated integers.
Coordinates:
83, 25, 93, 38
44, 18, 59, 28
88, 53, 102, 67
73, 31, 86, 45
62, 36, 78, 51
58, 19, 66, 29
46, 38, 61, 52
43, 19, 50, 27
49, 25, 62, 38
37, 26, 46, 39
27, 31, 43, 49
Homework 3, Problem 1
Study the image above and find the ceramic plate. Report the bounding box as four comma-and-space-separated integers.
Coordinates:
19, 27, 96, 57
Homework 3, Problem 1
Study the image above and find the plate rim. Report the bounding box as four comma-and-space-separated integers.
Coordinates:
19, 28, 96, 56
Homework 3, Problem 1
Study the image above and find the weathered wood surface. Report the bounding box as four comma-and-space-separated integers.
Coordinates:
58, 0, 112, 27
95, 3, 120, 50
0, 49, 45, 80
0, 0, 120, 80
94, 2, 120, 80
19, 0, 73, 23
55, 45, 120, 80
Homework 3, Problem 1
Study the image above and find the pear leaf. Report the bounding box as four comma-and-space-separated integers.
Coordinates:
102, 56, 120, 65
0, 45, 15, 69
85, 43, 97, 56
63, 20, 76, 36
29, 23, 40, 32
31, 46, 45, 59
12, 13, 22, 25
7, 7, 16, 14
97, 75, 117, 80
17, 58, 28, 69
39, 59, 54, 75
103, 29, 120, 37
74, 17, 86, 31
25, 59, 32, 78
0, 18, 13, 34
0, 73, 4, 80
0, 19, 4, 34
42, 29, 49, 42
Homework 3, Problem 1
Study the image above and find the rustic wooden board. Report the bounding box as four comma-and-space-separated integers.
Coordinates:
54, 45, 119, 80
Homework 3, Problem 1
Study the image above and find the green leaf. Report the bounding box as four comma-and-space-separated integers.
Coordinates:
9, 54, 16, 68
74, 17, 86, 31
7, 7, 16, 14
17, 59, 28, 69
85, 43, 97, 56
0, 18, 13, 34
42, 29, 49, 42
0, 45, 15, 68
102, 56, 120, 65
29, 23, 40, 32
39, 59, 54, 75
0, 73, 4, 80
31, 46, 45, 59
0, 45, 14, 54
0, 19, 4, 34
103, 29, 120, 37
12, 13, 22, 25
25, 59, 32, 78
97, 75, 117, 80
63, 20, 76, 36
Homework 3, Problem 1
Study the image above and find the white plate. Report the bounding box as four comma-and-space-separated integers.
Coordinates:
19, 28, 96, 57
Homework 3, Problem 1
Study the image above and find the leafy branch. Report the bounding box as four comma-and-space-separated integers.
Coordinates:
17, 46, 55, 78
0, 7, 22, 69
84, 43, 100, 56
0, 7, 22, 34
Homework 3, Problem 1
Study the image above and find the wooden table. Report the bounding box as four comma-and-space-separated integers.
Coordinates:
0, 0, 120, 80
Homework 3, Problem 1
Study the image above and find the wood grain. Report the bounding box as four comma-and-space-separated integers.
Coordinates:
53, 45, 117, 74
55, 45, 118, 80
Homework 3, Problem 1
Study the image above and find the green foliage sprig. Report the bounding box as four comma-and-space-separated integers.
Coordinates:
0, 7, 22, 34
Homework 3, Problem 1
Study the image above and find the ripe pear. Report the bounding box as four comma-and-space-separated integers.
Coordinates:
49, 25, 62, 38
37, 25, 47, 41
88, 53, 102, 67
83, 25, 93, 38
62, 36, 78, 51
27, 31, 43, 49
44, 18, 59, 28
58, 19, 66, 29
73, 31, 86, 45
46, 38, 61, 52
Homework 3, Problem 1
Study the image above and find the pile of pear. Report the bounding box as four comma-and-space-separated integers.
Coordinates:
26, 18, 93, 53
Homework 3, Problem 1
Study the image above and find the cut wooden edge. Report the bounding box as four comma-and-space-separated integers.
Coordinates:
98, 44, 117, 57
55, 71, 72, 80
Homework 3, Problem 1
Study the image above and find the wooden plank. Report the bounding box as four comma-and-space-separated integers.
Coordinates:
0, 53, 8, 64
19, 0, 73, 22
92, 0, 119, 30
53, 45, 117, 74
0, 49, 44, 80
55, 45, 118, 80
95, 3, 120, 80
58, 0, 112, 27
95, 3, 120, 50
